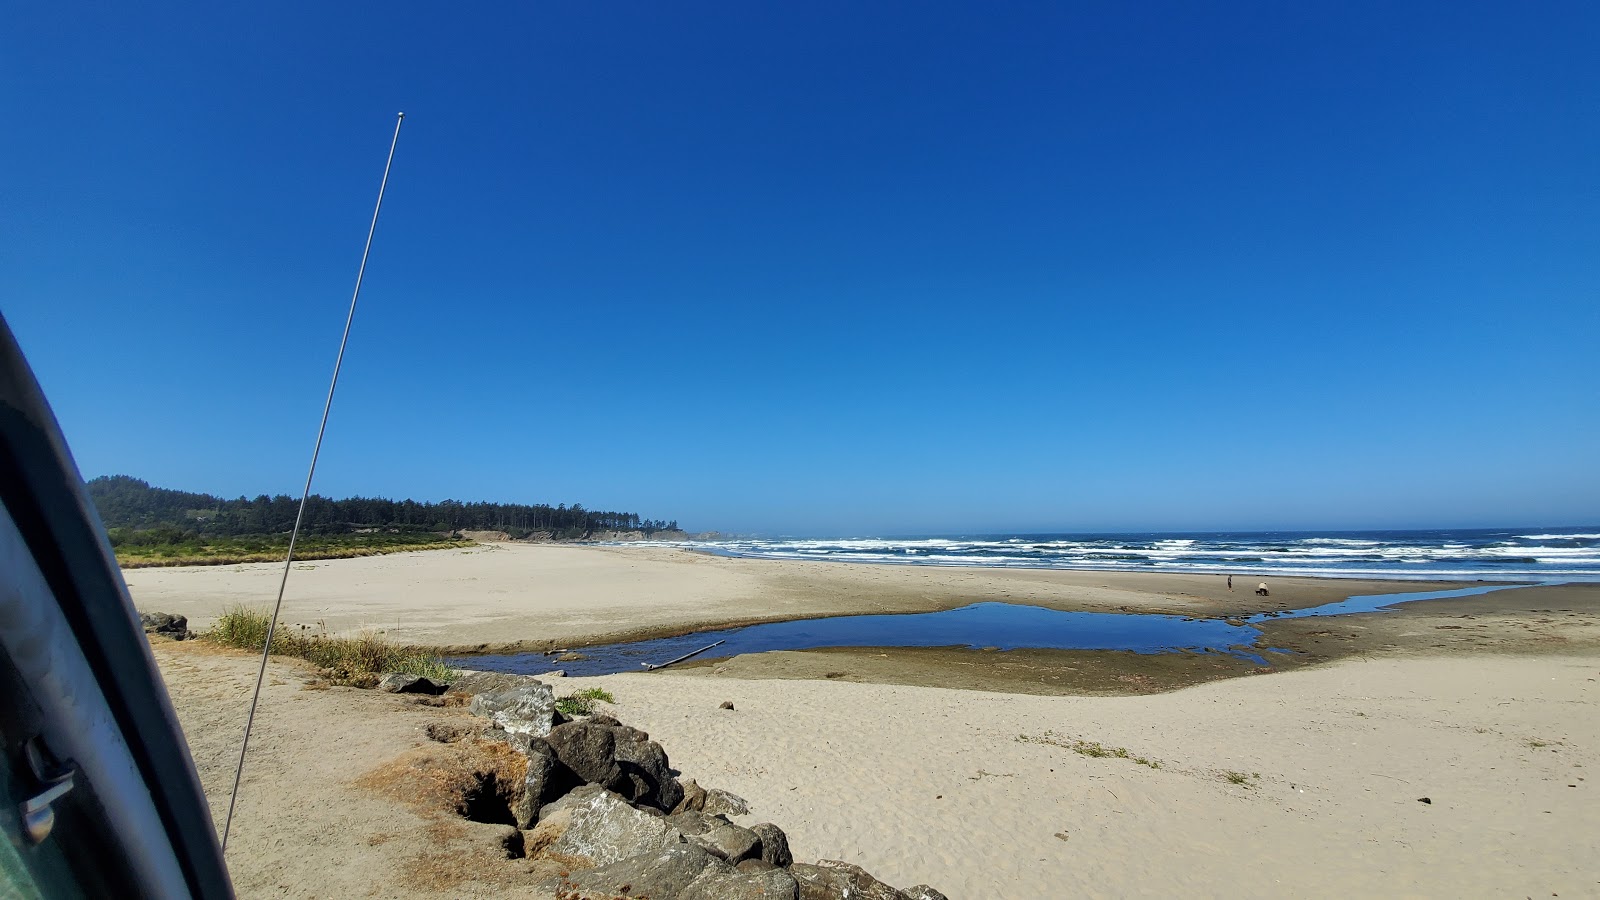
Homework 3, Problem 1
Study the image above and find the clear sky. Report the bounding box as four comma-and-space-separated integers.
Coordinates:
3, 2, 1597, 536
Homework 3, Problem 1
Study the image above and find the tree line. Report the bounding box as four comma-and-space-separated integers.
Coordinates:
86, 475, 679, 541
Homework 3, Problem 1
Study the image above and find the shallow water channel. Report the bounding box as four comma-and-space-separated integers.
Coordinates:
453, 582, 1539, 678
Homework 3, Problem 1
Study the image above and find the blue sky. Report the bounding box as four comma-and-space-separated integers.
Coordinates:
3, 2, 1597, 535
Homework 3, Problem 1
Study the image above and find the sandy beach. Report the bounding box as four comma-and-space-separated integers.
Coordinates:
139, 545, 1600, 897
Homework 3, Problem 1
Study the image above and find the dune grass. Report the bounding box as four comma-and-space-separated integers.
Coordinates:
555, 687, 616, 717
113, 531, 474, 568
206, 606, 457, 685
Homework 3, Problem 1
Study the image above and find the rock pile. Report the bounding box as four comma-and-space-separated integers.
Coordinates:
416, 670, 947, 900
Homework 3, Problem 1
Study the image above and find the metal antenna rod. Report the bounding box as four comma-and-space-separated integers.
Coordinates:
222, 112, 405, 851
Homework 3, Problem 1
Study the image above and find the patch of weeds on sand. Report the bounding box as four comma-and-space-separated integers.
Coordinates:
1526, 738, 1562, 750
1222, 770, 1260, 787
555, 687, 615, 716
205, 606, 458, 686
1017, 731, 1162, 769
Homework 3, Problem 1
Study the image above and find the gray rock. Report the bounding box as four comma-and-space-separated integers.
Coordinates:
720, 700, 735, 710
511, 738, 566, 829
139, 611, 188, 637
376, 673, 443, 694
692, 822, 761, 864
680, 867, 800, 900
544, 721, 625, 791
791, 861, 909, 900
614, 733, 683, 811
449, 670, 537, 697
903, 886, 950, 900
736, 857, 780, 874
666, 810, 723, 836
675, 777, 710, 813
469, 680, 557, 737
587, 712, 622, 727
703, 787, 751, 816
537, 783, 607, 822
543, 787, 685, 867
554, 843, 729, 900
751, 822, 793, 867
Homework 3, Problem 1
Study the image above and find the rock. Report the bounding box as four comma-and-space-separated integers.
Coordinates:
1417, 797, 1432, 804
736, 857, 779, 873
537, 783, 607, 822
792, 860, 909, 900
450, 670, 537, 697
511, 738, 569, 828
139, 611, 188, 638
544, 788, 685, 867
555, 651, 587, 662
423, 721, 477, 743
523, 805, 572, 856
544, 722, 625, 792
903, 886, 949, 900
703, 787, 751, 816
692, 822, 761, 863
675, 778, 709, 813
666, 810, 723, 836
377, 673, 443, 694
751, 822, 792, 867
720, 700, 735, 710
469, 680, 557, 737
680, 867, 801, 900
587, 713, 622, 727
613, 732, 683, 811
553, 843, 729, 900
540, 669, 566, 678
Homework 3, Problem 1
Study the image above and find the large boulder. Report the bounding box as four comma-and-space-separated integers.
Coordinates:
544, 721, 625, 792
703, 787, 751, 816
692, 821, 762, 864
675, 777, 710, 813
552, 843, 729, 900
139, 611, 188, 638
450, 670, 537, 697
751, 822, 793, 867
613, 730, 684, 812
510, 738, 570, 828
791, 860, 910, 900
903, 886, 950, 900
680, 867, 801, 900
376, 673, 444, 694
469, 680, 557, 737
543, 788, 686, 867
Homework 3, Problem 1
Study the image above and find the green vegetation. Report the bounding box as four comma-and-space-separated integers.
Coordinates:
205, 606, 457, 686
556, 687, 616, 717
1017, 731, 1162, 769
110, 529, 473, 568
1222, 770, 1261, 786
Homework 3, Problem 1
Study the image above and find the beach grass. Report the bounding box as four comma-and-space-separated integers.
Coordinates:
111, 530, 474, 568
1017, 731, 1161, 769
555, 687, 616, 717
206, 606, 457, 685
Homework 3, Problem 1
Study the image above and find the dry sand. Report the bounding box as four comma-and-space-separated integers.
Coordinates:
160, 644, 1600, 898
141, 545, 1600, 897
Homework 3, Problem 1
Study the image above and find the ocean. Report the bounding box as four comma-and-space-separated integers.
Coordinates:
657, 528, 1600, 582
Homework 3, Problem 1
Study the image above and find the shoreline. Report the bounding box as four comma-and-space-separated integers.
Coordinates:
124, 543, 1600, 697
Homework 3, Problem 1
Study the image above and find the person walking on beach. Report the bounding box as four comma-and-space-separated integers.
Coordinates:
1227, 574, 1233, 591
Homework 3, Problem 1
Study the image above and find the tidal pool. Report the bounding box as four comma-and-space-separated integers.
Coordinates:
453, 582, 1540, 678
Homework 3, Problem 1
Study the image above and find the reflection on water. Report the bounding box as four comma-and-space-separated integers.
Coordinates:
454, 582, 1541, 678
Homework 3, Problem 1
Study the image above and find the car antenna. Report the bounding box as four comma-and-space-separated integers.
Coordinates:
221, 112, 406, 852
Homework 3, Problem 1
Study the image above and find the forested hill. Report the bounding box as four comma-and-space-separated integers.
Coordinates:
86, 475, 679, 540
